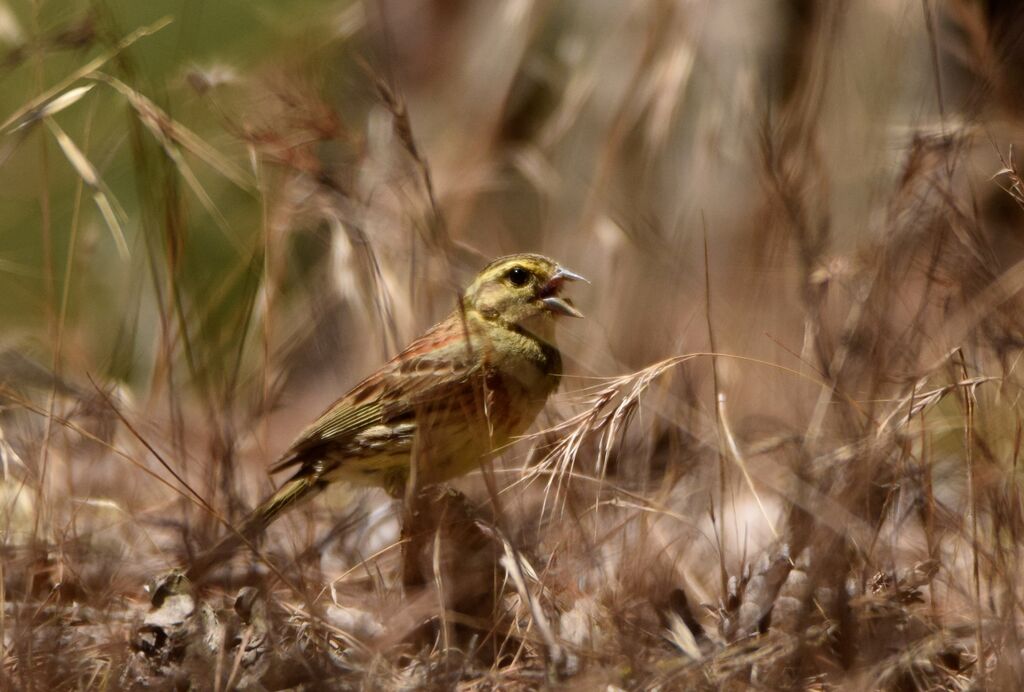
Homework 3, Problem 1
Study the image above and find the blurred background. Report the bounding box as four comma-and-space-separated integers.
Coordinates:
4, 0, 1024, 687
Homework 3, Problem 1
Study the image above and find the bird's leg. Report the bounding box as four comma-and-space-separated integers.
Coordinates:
400, 488, 428, 589
401, 485, 474, 589
400, 485, 502, 660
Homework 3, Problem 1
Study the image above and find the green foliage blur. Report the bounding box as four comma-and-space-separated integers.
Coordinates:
0, 1, 342, 386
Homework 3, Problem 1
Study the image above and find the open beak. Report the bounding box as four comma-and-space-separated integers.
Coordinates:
540, 266, 587, 318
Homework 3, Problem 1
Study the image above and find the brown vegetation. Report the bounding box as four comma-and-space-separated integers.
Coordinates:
3, 1, 1024, 689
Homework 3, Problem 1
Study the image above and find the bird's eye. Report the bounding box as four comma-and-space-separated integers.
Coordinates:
507, 266, 531, 286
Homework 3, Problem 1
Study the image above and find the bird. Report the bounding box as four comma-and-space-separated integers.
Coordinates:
186, 253, 585, 580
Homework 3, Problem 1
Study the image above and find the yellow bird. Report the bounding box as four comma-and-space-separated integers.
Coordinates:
188, 253, 585, 579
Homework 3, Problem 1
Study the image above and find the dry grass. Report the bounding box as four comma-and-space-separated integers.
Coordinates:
4, 1, 1024, 689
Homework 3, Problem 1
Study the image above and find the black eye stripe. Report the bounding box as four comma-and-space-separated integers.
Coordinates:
507, 266, 530, 286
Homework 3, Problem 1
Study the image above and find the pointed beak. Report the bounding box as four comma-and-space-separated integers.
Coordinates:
542, 296, 584, 318
553, 267, 589, 284
539, 265, 587, 318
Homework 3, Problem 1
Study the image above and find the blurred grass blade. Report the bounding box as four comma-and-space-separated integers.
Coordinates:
93, 192, 129, 259
0, 16, 172, 133
46, 119, 97, 186
46, 118, 130, 259
100, 74, 255, 193
166, 145, 242, 251
665, 612, 703, 661
10, 84, 95, 133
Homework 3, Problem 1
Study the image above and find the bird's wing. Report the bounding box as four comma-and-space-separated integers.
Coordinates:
268, 311, 484, 475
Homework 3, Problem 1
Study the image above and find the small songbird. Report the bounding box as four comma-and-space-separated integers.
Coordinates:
187, 253, 585, 579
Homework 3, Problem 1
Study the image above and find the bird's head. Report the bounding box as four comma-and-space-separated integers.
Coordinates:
464, 253, 586, 337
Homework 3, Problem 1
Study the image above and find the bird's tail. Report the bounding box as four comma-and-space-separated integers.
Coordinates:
186, 474, 323, 582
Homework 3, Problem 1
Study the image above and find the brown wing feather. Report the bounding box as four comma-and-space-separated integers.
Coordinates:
268, 311, 483, 476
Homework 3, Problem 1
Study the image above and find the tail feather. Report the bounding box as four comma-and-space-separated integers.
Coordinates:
186, 475, 323, 582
